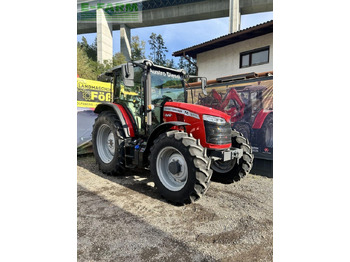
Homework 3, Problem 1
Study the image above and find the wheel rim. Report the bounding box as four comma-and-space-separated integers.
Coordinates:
96, 124, 115, 164
156, 146, 188, 191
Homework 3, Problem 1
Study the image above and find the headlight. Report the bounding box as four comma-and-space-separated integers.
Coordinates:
202, 114, 226, 124
203, 115, 231, 145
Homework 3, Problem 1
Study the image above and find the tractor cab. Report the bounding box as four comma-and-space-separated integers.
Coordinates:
99, 60, 185, 135
234, 85, 266, 124
98, 59, 208, 137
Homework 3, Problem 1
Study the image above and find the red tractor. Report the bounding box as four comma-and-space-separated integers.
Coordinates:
198, 85, 273, 153
92, 60, 253, 204
198, 88, 245, 123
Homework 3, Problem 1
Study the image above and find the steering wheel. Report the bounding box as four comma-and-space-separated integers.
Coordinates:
152, 95, 173, 105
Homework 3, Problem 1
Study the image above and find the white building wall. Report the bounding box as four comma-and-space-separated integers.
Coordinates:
197, 33, 273, 80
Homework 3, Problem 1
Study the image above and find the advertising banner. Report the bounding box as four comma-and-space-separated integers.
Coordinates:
77, 78, 112, 108
77, 78, 112, 154
188, 76, 273, 157
77, 108, 98, 155
77, 0, 143, 24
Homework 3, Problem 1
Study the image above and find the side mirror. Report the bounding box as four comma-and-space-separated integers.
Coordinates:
201, 77, 207, 96
122, 62, 134, 87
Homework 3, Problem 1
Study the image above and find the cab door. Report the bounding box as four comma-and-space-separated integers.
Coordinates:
114, 65, 145, 136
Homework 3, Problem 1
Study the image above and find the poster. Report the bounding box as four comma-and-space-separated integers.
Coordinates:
188, 76, 273, 156
77, 78, 112, 154
77, 78, 112, 108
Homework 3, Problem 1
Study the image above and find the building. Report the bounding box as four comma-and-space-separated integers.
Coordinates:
173, 20, 273, 80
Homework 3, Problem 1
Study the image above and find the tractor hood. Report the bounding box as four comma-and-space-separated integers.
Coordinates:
164, 102, 231, 123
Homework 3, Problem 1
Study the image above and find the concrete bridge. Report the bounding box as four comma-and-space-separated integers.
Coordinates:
77, 0, 273, 63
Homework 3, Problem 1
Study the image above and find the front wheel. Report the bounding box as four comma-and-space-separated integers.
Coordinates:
211, 129, 254, 183
150, 131, 212, 204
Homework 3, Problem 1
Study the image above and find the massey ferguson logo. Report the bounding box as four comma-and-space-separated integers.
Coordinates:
165, 113, 172, 117
163, 106, 200, 119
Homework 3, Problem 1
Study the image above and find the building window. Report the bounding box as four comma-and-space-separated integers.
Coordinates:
240, 46, 270, 68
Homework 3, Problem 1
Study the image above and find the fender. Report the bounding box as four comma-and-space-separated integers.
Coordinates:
94, 102, 135, 137
252, 110, 273, 129
144, 121, 190, 156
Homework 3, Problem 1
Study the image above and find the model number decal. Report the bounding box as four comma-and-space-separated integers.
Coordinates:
163, 106, 200, 119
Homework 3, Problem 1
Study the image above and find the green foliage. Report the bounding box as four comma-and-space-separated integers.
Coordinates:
131, 36, 146, 61
77, 33, 197, 80
77, 37, 126, 80
177, 56, 197, 76
165, 58, 175, 69
177, 56, 186, 70
113, 52, 127, 67
78, 37, 97, 61
148, 33, 168, 66
77, 44, 95, 79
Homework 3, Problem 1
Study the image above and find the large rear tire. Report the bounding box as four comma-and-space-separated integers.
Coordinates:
92, 111, 126, 175
211, 129, 254, 183
258, 113, 273, 148
150, 131, 212, 204
232, 122, 251, 143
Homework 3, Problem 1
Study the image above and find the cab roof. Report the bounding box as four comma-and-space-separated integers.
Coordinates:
99, 59, 185, 78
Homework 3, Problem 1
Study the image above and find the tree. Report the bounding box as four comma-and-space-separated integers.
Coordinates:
131, 36, 146, 61
148, 33, 157, 61
177, 56, 186, 70
177, 56, 197, 76
148, 33, 168, 66
113, 52, 127, 66
78, 36, 97, 61
165, 58, 175, 69
77, 44, 95, 79
187, 57, 197, 76
77, 37, 127, 80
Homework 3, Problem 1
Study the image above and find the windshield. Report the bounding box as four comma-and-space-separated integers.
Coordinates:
150, 68, 184, 126
150, 69, 185, 103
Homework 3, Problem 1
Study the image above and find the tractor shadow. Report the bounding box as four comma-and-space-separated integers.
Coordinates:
77, 153, 173, 205
77, 153, 272, 205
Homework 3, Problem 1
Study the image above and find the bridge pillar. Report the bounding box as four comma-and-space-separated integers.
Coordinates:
97, 8, 113, 64
120, 24, 131, 61
229, 0, 241, 33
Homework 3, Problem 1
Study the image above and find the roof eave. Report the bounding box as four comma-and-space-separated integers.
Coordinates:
173, 20, 273, 58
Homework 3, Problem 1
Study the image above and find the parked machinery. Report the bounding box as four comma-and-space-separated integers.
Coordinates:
92, 60, 254, 204
198, 85, 273, 153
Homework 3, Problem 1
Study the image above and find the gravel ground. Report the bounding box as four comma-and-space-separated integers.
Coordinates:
77, 154, 273, 262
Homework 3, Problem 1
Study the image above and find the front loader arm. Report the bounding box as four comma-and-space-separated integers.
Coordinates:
223, 88, 245, 122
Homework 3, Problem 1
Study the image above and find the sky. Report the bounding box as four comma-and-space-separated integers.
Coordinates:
77, 11, 273, 64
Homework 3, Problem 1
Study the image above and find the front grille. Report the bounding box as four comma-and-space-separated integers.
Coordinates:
204, 121, 231, 145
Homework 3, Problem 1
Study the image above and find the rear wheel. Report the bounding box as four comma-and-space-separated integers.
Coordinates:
150, 131, 212, 204
232, 122, 251, 142
92, 111, 126, 175
258, 113, 273, 148
211, 129, 254, 183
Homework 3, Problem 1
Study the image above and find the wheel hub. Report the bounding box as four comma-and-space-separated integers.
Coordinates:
96, 124, 115, 164
156, 147, 188, 191
168, 160, 182, 175
107, 132, 115, 155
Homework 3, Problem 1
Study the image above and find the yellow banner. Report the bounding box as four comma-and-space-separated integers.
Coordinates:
77, 78, 112, 108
